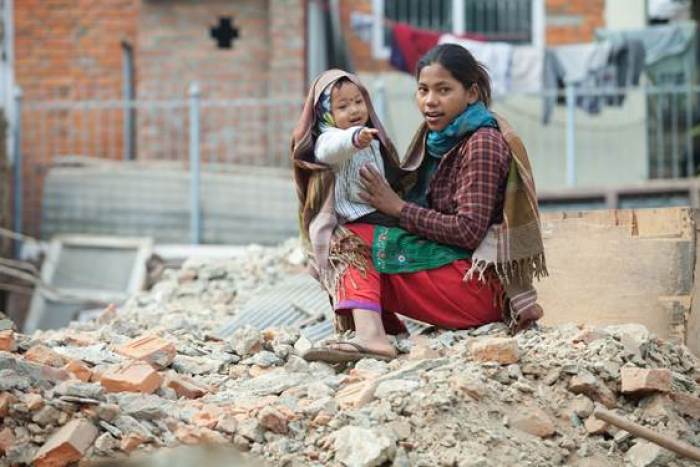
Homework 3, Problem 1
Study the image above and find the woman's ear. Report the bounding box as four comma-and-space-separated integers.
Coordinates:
466, 84, 480, 105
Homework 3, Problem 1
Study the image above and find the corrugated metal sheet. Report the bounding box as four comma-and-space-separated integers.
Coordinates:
217, 274, 333, 339
217, 274, 428, 341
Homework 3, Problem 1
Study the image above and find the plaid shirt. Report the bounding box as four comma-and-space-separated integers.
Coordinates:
399, 127, 511, 250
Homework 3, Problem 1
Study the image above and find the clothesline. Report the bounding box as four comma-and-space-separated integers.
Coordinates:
387, 21, 696, 124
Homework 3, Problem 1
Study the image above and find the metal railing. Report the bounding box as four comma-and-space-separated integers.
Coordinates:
374, 81, 699, 189
12, 84, 303, 243
9, 81, 700, 245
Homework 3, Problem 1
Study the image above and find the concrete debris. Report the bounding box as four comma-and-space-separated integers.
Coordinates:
0, 240, 696, 466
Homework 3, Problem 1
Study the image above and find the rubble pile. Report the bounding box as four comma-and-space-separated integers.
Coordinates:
0, 240, 699, 466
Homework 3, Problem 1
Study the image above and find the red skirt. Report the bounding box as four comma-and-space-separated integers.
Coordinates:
336, 223, 503, 334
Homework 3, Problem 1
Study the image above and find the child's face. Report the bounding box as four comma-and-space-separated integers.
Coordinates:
330, 82, 369, 130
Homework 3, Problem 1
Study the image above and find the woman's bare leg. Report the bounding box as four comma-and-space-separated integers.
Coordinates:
332, 308, 396, 357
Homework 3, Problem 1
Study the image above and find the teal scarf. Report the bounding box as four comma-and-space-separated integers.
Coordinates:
426, 101, 498, 158
373, 102, 497, 274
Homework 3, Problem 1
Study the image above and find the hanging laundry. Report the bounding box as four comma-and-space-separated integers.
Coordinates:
542, 40, 645, 124
439, 35, 513, 96
596, 21, 695, 85
389, 22, 486, 74
510, 46, 545, 94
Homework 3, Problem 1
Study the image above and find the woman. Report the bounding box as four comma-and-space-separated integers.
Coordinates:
292, 44, 546, 363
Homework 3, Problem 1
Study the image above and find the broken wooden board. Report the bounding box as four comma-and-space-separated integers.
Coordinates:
538, 208, 695, 346
24, 235, 152, 333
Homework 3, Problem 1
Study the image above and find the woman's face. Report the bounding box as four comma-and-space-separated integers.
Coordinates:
416, 63, 479, 131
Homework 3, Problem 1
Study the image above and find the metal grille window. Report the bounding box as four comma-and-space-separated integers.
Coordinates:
373, 0, 541, 58
462, 0, 532, 42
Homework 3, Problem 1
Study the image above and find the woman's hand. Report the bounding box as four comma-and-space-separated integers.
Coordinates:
358, 163, 406, 218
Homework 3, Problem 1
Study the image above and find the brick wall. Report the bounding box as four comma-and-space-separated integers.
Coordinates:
340, 0, 607, 73
13, 0, 305, 237
338, 0, 390, 73
546, 0, 605, 45
137, 0, 305, 165
15, 0, 138, 237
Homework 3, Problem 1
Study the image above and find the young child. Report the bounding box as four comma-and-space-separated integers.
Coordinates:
314, 75, 398, 226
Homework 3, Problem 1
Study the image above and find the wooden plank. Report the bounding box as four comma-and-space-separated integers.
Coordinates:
538, 208, 694, 341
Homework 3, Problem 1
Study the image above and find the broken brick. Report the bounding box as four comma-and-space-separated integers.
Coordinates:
408, 335, 441, 360
311, 411, 333, 427
0, 427, 14, 454
509, 406, 555, 438
620, 368, 672, 394
120, 433, 147, 453
24, 393, 44, 411
175, 425, 227, 445
335, 380, 378, 409
100, 362, 162, 394
63, 360, 93, 383
192, 406, 219, 429
215, 414, 238, 434
670, 392, 700, 419
258, 406, 294, 434
0, 330, 16, 352
164, 373, 208, 399
33, 419, 98, 467
0, 392, 16, 417
568, 372, 617, 409
25, 344, 67, 368
572, 328, 608, 345
470, 337, 520, 365
63, 332, 97, 347
450, 374, 485, 401
584, 415, 609, 435
115, 334, 176, 369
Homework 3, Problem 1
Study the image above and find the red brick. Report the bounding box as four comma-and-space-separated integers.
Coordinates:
0, 330, 16, 351
335, 380, 378, 409
24, 393, 44, 411
509, 406, 555, 438
670, 392, 700, 419
33, 419, 98, 467
192, 406, 219, 429
258, 406, 295, 434
175, 425, 227, 445
621, 368, 672, 394
470, 337, 521, 365
115, 334, 176, 369
584, 415, 609, 435
25, 345, 67, 368
0, 427, 14, 455
64, 360, 93, 383
120, 433, 147, 453
100, 362, 162, 394
0, 392, 16, 417
164, 373, 208, 399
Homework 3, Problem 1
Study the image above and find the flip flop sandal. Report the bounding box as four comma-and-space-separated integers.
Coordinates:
302, 340, 396, 363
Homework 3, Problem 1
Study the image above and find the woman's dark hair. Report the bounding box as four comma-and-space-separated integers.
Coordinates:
415, 43, 492, 106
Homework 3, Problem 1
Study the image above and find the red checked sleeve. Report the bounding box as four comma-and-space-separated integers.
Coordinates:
399, 129, 511, 250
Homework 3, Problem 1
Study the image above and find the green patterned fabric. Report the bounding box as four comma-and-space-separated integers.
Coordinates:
372, 226, 471, 273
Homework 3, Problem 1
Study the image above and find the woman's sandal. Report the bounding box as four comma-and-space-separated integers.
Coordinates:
302, 340, 396, 363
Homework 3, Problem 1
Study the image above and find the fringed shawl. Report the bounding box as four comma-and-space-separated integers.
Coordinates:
403, 114, 548, 287
290, 70, 421, 291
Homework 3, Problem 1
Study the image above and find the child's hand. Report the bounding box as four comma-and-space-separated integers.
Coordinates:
355, 128, 378, 149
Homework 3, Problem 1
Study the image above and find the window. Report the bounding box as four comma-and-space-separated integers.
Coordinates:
372, 0, 544, 59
